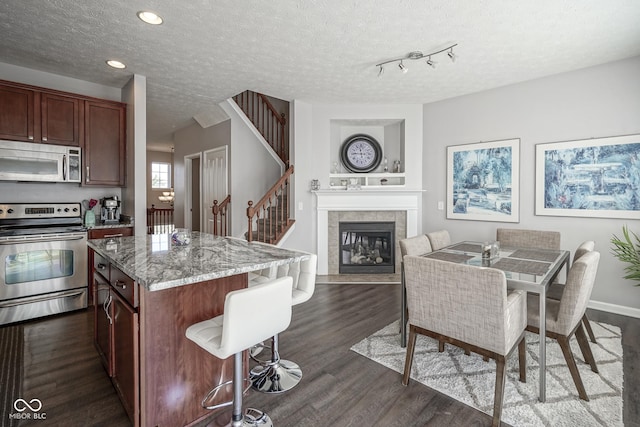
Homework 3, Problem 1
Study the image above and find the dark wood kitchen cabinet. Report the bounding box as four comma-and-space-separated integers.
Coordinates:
111, 290, 139, 424
91, 249, 140, 426
41, 92, 83, 146
0, 83, 38, 142
84, 100, 126, 187
0, 81, 82, 146
87, 226, 134, 240
0, 79, 127, 187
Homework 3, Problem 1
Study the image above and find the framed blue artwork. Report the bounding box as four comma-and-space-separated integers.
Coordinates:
535, 134, 640, 219
447, 138, 520, 222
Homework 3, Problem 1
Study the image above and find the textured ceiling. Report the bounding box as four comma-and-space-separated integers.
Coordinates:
1, 1, 639, 151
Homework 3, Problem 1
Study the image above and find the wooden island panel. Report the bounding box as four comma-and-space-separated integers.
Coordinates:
139, 274, 248, 427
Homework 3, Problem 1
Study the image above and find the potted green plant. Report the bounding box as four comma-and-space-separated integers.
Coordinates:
611, 225, 640, 286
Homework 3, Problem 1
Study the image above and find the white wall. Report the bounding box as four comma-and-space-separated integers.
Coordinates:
121, 75, 147, 236
220, 101, 282, 238
285, 102, 424, 254
0, 61, 121, 101
173, 119, 231, 228
423, 56, 640, 315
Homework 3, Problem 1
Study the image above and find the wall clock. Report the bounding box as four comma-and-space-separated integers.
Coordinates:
340, 134, 383, 173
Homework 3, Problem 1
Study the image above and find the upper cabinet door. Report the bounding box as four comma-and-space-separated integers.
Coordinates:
0, 84, 40, 142
84, 100, 126, 187
41, 92, 83, 146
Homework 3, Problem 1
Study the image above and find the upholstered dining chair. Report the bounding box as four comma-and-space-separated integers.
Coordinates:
496, 228, 561, 250
398, 235, 433, 347
547, 241, 597, 343
426, 229, 451, 250
526, 250, 601, 401
402, 255, 527, 427
399, 234, 432, 258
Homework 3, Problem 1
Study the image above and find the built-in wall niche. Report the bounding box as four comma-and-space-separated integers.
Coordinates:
329, 119, 405, 188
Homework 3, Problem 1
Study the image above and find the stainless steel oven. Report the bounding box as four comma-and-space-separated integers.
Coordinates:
0, 203, 87, 325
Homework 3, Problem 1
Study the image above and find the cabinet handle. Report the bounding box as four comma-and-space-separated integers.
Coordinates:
114, 280, 127, 290
86, 166, 90, 183
97, 263, 107, 270
43, 137, 48, 141
104, 294, 113, 325
28, 135, 34, 140
104, 233, 123, 238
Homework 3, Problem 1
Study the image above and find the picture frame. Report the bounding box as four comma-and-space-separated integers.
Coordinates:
447, 138, 520, 222
535, 134, 640, 219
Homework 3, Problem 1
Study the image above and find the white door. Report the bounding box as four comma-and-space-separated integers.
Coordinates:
202, 146, 228, 234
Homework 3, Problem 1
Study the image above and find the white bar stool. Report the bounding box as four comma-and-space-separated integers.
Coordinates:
186, 276, 293, 427
250, 253, 317, 394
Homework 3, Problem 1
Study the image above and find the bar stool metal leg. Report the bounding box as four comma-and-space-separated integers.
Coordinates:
250, 334, 302, 394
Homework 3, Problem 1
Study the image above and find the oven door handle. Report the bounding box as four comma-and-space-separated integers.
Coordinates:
0, 235, 86, 245
0, 289, 86, 308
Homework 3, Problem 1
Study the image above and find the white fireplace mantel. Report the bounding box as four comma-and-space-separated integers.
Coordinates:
314, 189, 423, 275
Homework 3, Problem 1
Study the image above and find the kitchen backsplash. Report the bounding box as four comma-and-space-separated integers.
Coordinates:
0, 182, 122, 213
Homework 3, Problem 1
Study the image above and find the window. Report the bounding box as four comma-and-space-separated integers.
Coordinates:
151, 162, 171, 189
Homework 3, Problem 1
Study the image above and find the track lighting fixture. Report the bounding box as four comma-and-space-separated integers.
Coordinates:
376, 43, 457, 76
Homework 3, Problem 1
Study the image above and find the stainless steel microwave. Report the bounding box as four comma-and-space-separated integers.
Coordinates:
0, 140, 81, 183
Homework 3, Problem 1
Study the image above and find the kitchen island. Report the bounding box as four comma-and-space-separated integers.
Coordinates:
88, 232, 310, 427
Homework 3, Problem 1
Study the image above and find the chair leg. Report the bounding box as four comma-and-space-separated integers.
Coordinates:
575, 325, 598, 373
582, 314, 597, 344
251, 333, 303, 394
438, 341, 445, 352
402, 326, 417, 386
232, 352, 273, 427
557, 335, 589, 401
518, 336, 526, 383
492, 356, 507, 427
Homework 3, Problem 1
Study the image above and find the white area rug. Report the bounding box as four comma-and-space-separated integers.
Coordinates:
351, 320, 623, 426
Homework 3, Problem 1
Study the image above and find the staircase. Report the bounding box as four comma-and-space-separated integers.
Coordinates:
232, 90, 294, 244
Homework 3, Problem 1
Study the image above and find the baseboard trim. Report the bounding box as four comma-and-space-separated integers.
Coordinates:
589, 300, 640, 319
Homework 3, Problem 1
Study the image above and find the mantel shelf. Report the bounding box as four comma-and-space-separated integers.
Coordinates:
328, 172, 405, 188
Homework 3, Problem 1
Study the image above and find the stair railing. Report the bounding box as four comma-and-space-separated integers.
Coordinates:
212, 195, 231, 237
233, 90, 288, 165
147, 205, 174, 234
246, 165, 294, 244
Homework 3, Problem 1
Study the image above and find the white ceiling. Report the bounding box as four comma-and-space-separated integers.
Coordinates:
1, 1, 639, 152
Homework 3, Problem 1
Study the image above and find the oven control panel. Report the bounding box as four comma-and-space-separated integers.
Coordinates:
0, 203, 81, 219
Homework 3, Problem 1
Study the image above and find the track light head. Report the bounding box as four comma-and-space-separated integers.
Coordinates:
378, 65, 384, 77
448, 48, 457, 62
426, 56, 436, 69
398, 61, 408, 73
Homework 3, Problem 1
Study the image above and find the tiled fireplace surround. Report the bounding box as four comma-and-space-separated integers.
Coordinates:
315, 190, 422, 275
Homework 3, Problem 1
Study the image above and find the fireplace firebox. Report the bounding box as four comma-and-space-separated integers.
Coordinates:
339, 222, 395, 274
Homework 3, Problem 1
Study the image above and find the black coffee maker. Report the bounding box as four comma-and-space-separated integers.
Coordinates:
100, 196, 121, 224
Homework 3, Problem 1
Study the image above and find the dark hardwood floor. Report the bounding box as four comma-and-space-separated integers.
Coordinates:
15, 284, 640, 427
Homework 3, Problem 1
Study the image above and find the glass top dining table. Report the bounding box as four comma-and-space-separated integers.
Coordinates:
400, 241, 570, 402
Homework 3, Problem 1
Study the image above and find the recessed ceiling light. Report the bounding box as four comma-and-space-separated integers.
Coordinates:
137, 11, 163, 25
106, 60, 126, 69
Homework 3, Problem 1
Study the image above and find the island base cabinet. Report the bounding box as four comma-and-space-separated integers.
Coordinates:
139, 275, 247, 427
112, 291, 139, 426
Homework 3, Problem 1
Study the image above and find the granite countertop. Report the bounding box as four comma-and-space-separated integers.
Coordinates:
87, 232, 310, 292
